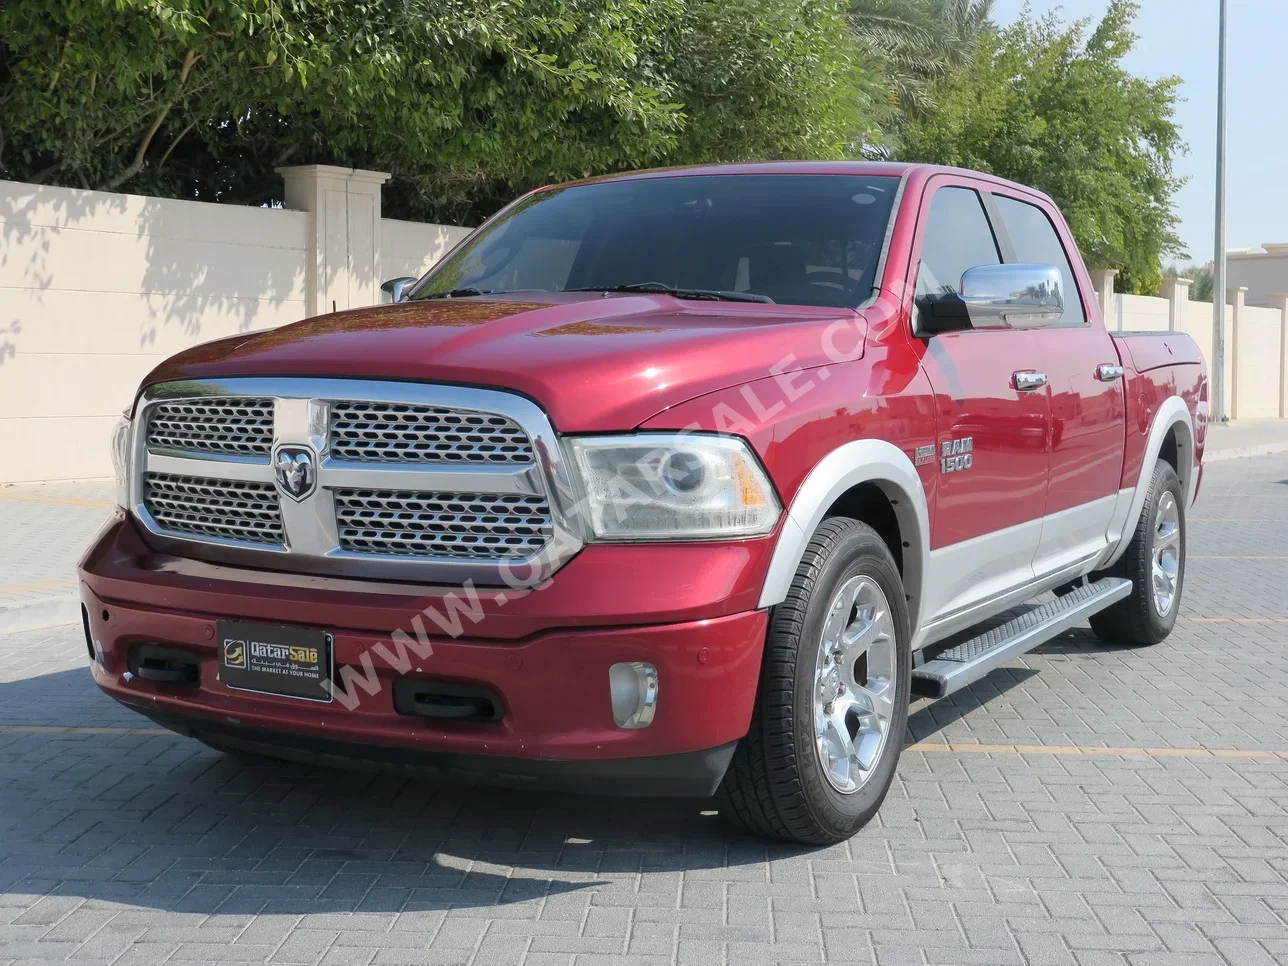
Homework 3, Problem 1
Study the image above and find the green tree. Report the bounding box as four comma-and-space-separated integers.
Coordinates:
846, 0, 994, 123
0, 0, 879, 224
900, 0, 1184, 292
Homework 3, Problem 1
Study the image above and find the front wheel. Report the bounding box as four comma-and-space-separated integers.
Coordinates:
1089, 459, 1186, 646
717, 517, 911, 844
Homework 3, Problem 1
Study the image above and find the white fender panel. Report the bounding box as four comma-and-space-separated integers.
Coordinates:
1100, 395, 1195, 569
757, 439, 930, 634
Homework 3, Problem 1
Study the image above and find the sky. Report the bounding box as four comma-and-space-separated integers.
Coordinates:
990, 0, 1288, 265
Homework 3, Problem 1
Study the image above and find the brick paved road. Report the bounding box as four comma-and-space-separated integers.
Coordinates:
0, 482, 114, 630
2, 456, 1287, 966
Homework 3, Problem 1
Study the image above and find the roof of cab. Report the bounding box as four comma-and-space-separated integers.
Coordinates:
565, 160, 916, 186
554, 160, 1053, 206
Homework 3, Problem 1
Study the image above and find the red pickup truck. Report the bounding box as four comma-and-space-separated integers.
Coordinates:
80, 162, 1207, 844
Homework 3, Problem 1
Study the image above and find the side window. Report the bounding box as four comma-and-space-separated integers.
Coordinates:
993, 195, 1087, 325
916, 187, 1001, 299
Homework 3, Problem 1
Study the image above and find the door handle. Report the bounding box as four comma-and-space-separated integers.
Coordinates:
1013, 370, 1048, 392
1096, 364, 1125, 382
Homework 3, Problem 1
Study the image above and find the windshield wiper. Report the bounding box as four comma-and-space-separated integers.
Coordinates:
569, 282, 774, 304
413, 287, 491, 300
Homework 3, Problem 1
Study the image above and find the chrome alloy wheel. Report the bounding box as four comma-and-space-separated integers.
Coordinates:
813, 575, 898, 794
1151, 490, 1181, 616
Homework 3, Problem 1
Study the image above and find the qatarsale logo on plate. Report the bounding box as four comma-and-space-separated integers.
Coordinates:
217, 619, 333, 702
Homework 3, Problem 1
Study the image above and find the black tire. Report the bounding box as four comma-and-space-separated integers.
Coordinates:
717, 517, 911, 845
1089, 459, 1186, 646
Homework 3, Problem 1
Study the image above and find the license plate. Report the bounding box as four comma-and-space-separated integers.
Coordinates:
217, 620, 333, 702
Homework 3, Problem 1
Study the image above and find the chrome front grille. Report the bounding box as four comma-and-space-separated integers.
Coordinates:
329, 401, 534, 463
131, 379, 580, 582
143, 472, 284, 546
147, 398, 274, 457
335, 490, 553, 558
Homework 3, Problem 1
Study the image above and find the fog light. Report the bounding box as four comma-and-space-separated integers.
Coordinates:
609, 662, 658, 729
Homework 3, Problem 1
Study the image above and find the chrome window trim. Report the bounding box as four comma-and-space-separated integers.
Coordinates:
128, 377, 585, 584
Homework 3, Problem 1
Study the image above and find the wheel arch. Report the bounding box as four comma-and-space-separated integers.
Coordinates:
758, 439, 930, 637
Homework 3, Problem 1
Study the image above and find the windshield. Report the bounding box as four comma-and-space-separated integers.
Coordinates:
412, 174, 901, 309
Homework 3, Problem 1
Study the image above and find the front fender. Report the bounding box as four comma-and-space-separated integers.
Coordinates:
756, 440, 930, 636
638, 350, 938, 640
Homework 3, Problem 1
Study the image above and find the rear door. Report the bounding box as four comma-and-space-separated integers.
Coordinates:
910, 179, 1052, 624
988, 192, 1126, 575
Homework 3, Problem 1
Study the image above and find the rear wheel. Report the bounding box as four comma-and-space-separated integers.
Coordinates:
717, 517, 910, 844
1089, 459, 1185, 645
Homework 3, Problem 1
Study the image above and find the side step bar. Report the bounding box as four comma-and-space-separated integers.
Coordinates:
911, 577, 1132, 699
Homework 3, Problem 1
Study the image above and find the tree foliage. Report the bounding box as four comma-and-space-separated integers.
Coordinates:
899, 0, 1184, 292
0, 0, 1187, 283
846, 0, 993, 124
0, 0, 878, 223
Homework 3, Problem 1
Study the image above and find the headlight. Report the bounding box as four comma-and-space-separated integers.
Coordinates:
564, 434, 780, 540
110, 413, 132, 509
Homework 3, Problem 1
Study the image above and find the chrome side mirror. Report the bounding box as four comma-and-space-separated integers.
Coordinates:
380, 276, 418, 303
958, 263, 1065, 329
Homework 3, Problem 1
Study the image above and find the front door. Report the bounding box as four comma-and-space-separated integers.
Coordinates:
910, 181, 1052, 624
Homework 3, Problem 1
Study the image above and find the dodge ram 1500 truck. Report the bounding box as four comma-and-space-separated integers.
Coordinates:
81, 162, 1207, 844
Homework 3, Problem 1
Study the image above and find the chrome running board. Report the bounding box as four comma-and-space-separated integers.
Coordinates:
911, 577, 1133, 699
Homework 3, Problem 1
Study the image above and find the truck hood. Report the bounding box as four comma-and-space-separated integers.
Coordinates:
143, 293, 867, 431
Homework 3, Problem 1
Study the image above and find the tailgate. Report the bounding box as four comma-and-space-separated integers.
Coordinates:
1111, 332, 1204, 373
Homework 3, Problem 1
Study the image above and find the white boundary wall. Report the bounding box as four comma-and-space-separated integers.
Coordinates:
1, 168, 467, 483
1091, 270, 1288, 423
1235, 304, 1285, 419
382, 218, 470, 282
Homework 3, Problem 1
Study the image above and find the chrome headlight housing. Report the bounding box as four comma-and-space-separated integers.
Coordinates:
110, 412, 133, 509
564, 433, 780, 541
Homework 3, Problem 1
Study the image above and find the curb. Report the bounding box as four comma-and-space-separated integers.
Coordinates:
1205, 440, 1288, 462
0, 594, 81, 635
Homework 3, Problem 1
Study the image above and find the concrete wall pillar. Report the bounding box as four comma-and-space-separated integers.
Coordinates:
1090, 269, 1118, 327
1273, 293, 1288, 419
1229, 287, 1247, 420
1160, 277, 1192, 332
277, 164, 391, 316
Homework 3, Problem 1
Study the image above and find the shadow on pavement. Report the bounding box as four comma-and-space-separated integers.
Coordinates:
1030, 625, 1139, 655
905, 666, 1039, 743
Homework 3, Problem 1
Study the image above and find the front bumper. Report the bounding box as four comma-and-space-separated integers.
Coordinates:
78, 517, 771, 796
127, 709, 740, 797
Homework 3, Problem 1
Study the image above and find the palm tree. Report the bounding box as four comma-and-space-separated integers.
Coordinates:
847, 0, 995, 120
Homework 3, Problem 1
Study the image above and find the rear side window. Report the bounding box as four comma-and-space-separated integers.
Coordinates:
993, 195, 1086, 325
915, 187, 1001, 300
